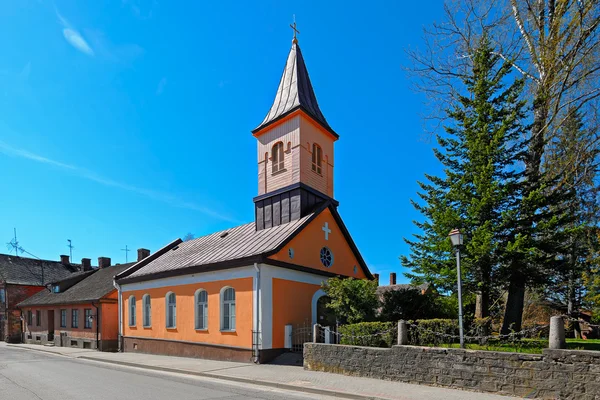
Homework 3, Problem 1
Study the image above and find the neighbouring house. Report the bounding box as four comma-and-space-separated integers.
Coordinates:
114, 35, 373, 363
0, 253, 80, 342
375, 273, 432, 297
18, 251, 148, 351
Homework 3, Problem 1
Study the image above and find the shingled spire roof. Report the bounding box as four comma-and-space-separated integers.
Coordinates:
253, 42, 338, 138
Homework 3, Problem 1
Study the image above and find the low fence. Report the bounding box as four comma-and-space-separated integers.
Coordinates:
303, 343, 600, 399
304, 316, 599, 399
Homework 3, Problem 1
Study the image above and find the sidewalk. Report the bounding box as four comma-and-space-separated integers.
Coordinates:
5, 343, 516, 400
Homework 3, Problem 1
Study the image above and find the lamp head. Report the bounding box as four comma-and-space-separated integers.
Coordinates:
449, 229, 464, 247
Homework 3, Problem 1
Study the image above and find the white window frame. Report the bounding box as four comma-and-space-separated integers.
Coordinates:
128, 295, 136, 327
220, 287, 236, 332
72, 309, 79, 328
195, 289, 208, 330
312, 143, 323, 175
166, 292, 176, 329
142, 294, 151, 328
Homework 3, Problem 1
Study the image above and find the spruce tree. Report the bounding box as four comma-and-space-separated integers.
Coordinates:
402, 33, 527, 319
543, 109, 600, 336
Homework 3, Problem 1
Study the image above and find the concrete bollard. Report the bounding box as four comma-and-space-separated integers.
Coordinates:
549, 316, 566, 349
313, 324, 319, 343
398, 320, 408, 345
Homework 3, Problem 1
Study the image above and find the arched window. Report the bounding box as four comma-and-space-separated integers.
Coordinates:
128, 296, 136, 326
195, 289, 208, 330
221, 287, 236, 331
272, 142, 284, 173
312, 143, 322, 175
166, 292, 176, 328
142, 294, 151, 327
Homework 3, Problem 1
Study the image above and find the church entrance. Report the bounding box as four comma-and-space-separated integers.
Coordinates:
316, 296, 338, 344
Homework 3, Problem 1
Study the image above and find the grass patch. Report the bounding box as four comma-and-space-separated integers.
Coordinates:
419, 338, 600, 354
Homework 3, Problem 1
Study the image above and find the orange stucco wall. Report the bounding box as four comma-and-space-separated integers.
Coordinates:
122, 277, 253, 349
271, 278, 320, 349
269, 208, 366, 279
101, 302, 119, 340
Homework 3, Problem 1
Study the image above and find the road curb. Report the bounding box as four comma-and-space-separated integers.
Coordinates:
78, 356, 383, 400
6, 344, 74, 358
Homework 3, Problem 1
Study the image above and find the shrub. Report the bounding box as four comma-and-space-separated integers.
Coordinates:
408, 319, 459, 346
339, 321, 396, 348
322, 277, 379, 324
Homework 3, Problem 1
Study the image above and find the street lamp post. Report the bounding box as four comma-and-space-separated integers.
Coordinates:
449, 229, 465, 349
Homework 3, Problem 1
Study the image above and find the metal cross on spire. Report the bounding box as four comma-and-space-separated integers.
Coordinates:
290, 15, 300, 44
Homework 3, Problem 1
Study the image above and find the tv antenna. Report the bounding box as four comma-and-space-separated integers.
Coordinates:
121, 245, 131, 263
67, 239, 75, 261
6, 228, 45, 284
6, 228, 24, 256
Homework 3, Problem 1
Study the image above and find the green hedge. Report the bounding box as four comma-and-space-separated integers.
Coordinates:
408, 319, 459, 346
339, 321, 396, 348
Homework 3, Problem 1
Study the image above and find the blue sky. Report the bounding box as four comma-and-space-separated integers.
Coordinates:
0, 0, 445, 284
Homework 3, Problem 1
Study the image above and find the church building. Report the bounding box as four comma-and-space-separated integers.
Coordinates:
115, 31, 372, 363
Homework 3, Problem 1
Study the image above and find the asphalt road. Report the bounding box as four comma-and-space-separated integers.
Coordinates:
0, 346, 335, 400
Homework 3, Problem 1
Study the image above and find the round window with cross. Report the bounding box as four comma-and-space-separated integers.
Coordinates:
320, 247, 333, 268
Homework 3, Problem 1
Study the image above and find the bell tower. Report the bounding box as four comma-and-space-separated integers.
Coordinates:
253, 29, 338, 230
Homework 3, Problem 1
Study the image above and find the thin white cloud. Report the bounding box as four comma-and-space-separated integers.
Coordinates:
156, 77, 167, 95
56, 9, 94, 56
63, 29, 94, 56
0, 140, 238, 223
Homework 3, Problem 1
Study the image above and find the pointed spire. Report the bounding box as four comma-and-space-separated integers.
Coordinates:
253, 41, 338, 138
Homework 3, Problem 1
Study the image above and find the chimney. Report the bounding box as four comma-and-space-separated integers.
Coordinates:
137, 248, 150, 262
60, 255, 70, 265
81, 258, 92, 271
390, 272, 397, 285
98, 257, 111, 269
374, 273, 380, 285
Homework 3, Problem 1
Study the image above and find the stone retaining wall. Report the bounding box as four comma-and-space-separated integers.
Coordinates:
304, 343, 600, 399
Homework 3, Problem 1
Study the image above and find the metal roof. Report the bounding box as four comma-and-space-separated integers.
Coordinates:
124, 214, 313, 280
253, 42, 337, 138
0, 254, 79, 286
18, 263, 134, 307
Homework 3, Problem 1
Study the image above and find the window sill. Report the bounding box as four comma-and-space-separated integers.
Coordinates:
311, 169, 323, 177
195, 328, 208, 332
271, 168, 287, 176
166, 326, 177, 330
220, 329, 236, 333
143, 325, 152, 329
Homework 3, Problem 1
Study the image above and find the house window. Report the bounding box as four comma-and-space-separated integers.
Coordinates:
60, 309, 67, 327
52, 285, 60, 293
221, 287, 236, 331
143, 294, 151, 327
27, 310, 32, 326
72, 309, 79, 328
272, 142, 284, 173
36, 310, 41, 326
129, 296, 136, 326
84, 309, 92, 329
195, 289, 208, 330
312, 143, 322, 175
166, 292, 176, 328
0, 288, 5, 303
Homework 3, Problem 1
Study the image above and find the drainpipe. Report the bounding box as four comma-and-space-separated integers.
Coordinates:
253, 263, 261, 363
113, 279, 122, 352
92, 301, 99, 351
